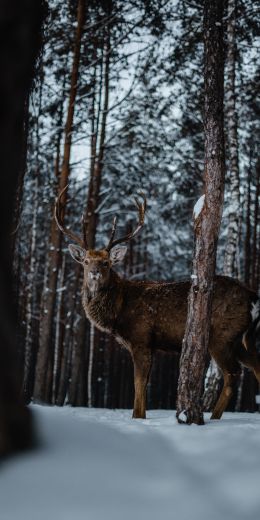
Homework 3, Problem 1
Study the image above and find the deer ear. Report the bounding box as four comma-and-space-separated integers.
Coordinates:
68, 244, 86, 264
110, 245, 127, 265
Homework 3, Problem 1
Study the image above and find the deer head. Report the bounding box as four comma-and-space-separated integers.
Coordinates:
55, 186, 146, 294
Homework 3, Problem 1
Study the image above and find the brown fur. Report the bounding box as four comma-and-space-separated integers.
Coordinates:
69, 243, 260, 420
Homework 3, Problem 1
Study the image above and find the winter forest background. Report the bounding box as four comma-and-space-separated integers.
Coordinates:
14, 0, 259, 412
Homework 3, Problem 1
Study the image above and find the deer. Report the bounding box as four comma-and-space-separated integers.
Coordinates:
55, 186, 260, 421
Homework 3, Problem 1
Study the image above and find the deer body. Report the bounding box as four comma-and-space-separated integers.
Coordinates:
55, 188, 260, 420
83, 272, 255, 356
81, 267, 259, 418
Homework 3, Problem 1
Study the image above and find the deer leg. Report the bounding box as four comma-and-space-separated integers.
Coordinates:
132, 349, 152, 419
252, 363, 260, 383
247, 358, 260, 387
211, 370, 240, 420
236, 347, 260, 386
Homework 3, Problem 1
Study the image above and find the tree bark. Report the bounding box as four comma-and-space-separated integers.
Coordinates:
203, 359, 222, 412
85, 30, 110, 248
78, 28, 111, 407
251, 161, 260, 290
203, 0, 240, 411
23, 176, 39, 402
87, 323, 95, 407
244, 167, 251, 285
56, 262, 77, 406
223, 0, 240, 277
52, 255, 65, 404
33, 0, 85, 402
176, 0, 225, 425
0, 0, 45, 455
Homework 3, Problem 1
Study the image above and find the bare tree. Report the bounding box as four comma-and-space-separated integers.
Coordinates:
176, 0, 225, 425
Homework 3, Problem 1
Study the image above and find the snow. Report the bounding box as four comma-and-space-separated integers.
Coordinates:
193, 194, 205, 219
251, 300, 260, 321
1, 406, 260, 520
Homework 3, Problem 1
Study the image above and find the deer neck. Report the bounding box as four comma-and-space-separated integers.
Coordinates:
82, 270, 123, 333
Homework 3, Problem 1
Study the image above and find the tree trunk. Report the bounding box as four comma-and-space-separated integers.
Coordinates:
244, 167, 251, 285
223, 0, 240, 277
23, 176, 39, 402
78, 28, 110, 407
85, 30, 110, 248
251, 161, 260, 290
87, 323, 95, 407
176, 0, 225, 425
52, 255, 65, 404
71, 315, 89, 407
0, 0, 45, 456
33, 0, 85, 402
203, 0, 240, 411
203, 359, 223, 412
56, 263, 77, 406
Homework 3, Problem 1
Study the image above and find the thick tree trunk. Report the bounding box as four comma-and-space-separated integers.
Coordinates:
203, 0, 240, 411
176, 0, 225, 425
33, 0, 85, 402
0, 0, 45, 455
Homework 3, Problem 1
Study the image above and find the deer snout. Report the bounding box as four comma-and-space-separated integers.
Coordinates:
89, 271, 102, 281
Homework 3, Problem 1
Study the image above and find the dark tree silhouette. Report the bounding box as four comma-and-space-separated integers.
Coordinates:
0, 0, 46, 455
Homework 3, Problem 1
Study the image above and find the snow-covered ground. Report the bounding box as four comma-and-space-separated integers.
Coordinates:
1, 406, 260, 520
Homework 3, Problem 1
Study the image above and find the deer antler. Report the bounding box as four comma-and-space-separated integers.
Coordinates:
54, 185, 88, 249
106, 193, 147, 252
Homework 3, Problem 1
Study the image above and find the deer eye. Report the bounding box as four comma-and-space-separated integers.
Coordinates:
103, 261, 109, 267
84, 259, 89, 265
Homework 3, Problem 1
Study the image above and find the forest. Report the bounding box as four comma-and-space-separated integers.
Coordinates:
11, 0, 259, 418
2, 1, 260, 518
